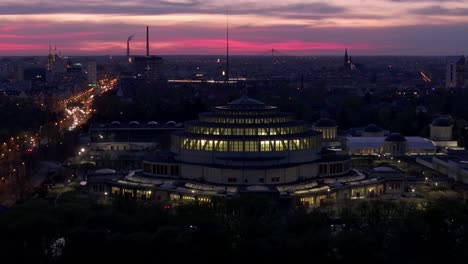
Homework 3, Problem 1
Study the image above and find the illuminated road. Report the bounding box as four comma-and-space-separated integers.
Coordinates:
0, 77, 117, 206
59, 78, 117, 131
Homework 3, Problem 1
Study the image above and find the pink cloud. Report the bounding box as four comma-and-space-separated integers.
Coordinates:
0, 38, 382, 55
0, 31, 100, 40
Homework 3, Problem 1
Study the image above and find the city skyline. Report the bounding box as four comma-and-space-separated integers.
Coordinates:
1, 0, 468, 56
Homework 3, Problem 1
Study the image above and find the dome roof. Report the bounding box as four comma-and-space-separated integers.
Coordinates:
220, 96, 277, 110
314, 118, 336, 127
148, 121, 158, 125
385, 133, 406, 142
228, 96, 265, 106
431, 118, 451, 127
364, 124, 383, 133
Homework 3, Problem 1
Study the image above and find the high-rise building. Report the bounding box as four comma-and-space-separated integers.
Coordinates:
87, 61, 97, 86
133, 26, 165, 81
134, 55, 165, 80
45, 43, 67, 83
446, 56, 465, 88
15, 64, 24, 81
52, 57, 67, 75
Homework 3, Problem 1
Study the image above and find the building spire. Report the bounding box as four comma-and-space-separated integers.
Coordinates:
344, 48, 349, 67
226, 7, 229, 85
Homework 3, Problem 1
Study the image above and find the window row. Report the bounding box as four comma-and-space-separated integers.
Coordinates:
199, 116, 292, 124
169, 193, 211, 203
175, 138, 320, 152
143, 163, 180, 176
186, 126, 305, 136
319, 162, 349, 175
214, 110, 277, 116
111, 187, 153, 199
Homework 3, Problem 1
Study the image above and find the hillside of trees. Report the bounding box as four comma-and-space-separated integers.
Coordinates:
1, 195, 468, 263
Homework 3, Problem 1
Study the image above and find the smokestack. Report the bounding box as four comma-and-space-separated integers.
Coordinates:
146, 26, 149, 56
126, 35, 134, 58
127, 41, 130, 57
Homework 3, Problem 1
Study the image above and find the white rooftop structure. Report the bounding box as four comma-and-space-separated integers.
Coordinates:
405, 137, 436, 150
346, 136, 435, 155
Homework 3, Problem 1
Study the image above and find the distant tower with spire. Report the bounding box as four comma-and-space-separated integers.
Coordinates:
47, 42, 53, 71
344, 49, 349, 67
46, 42, 66, 83
344, 49, 354, 70
46, 41, 54, 83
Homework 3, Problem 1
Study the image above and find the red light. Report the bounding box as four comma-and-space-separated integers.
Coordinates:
164, 205, 171, 209
26, 148, 33, 153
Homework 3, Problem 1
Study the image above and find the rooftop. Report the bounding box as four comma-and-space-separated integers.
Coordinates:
314, 118, 337, 128
347, 136, 435, 150
385, 133, 406, 142
431, 118, 451, 127
228, 96, 265, 106
364, 124, 383, 133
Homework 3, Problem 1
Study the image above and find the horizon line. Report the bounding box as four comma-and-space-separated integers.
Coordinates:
0, 54, 465, 58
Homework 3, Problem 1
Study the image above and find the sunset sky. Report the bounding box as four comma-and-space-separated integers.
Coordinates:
1, 0, 468, 56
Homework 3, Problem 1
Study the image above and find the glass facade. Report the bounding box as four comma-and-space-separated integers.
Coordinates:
172, 98, 321, 153
174, 137, 319, 152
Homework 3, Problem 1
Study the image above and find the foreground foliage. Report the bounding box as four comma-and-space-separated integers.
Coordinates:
1, 194, 468, 264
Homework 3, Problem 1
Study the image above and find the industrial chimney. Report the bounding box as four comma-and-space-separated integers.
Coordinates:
146, 26, 149, 56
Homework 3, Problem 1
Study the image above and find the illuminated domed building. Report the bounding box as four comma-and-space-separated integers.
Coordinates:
87, 97, 404, 208
430, 118, 452, 141
383, 133, 407, 155
145, 96, 322, 185
362, 124, 384, 137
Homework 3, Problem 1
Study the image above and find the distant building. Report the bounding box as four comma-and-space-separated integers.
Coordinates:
446, 56, 465, 88
344, 49, 350, 68
86, 61, 97, 86
87, 121, 183, 169
417, 151, 468, 185
343, 49, 356, 70
45, 45, 67, 83
346, 134, 436, 156
15, 64, 24, 81
85, 97, 412, 208
430, 117, 458, 148
134, 55, 165, 81
52, 57, 67, 75
313, 118, 338, 140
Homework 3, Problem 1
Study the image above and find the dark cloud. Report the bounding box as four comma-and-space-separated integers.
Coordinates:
411, 5, 468, 15
1, 0, 468, 55
0, 0, 347, 18
3, 20, 468, 56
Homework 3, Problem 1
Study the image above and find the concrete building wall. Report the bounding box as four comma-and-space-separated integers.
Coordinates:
430, 126, 452, 141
